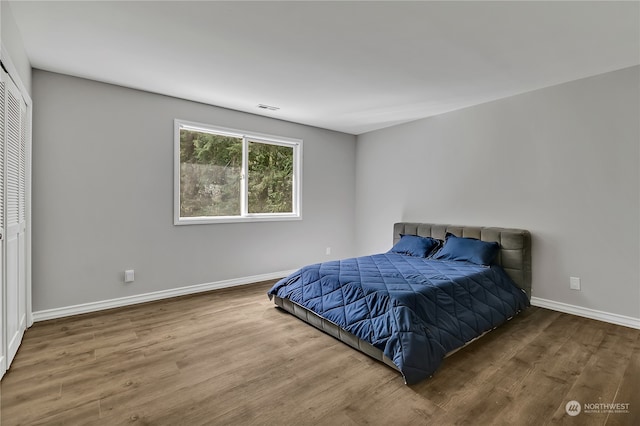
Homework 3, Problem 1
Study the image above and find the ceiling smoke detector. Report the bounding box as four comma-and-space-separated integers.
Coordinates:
257, 104, 280, 111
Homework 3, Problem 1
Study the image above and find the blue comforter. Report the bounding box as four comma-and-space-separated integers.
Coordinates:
268, 253, 529, 384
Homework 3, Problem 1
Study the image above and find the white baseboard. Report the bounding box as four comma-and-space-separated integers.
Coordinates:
531, 297, 640, 330
33, 277, 639, 329
32, 270, 296, 322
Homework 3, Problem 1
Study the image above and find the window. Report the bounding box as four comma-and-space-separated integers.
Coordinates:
174, 119, 302, 224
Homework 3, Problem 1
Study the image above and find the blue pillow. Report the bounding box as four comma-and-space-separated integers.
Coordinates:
432, 233, 500, 266
389, 235, 441, 258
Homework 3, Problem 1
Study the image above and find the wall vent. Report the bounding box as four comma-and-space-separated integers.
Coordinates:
257, 104, 280, 111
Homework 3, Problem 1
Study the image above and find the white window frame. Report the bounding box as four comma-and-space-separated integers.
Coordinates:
174, 119, 302, 225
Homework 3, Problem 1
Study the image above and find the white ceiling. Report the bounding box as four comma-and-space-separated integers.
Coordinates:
8, 1, 640, 135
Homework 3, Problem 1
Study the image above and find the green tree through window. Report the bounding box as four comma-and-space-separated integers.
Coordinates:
180, 130, 242, 217
248, 141, 293, 214
176, 121, 300, 223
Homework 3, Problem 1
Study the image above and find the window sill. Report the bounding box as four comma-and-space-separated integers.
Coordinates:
174, 214, 302, 225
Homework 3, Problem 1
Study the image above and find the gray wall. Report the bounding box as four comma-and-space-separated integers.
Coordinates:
355, 66, 640, 319
31, 65, 640, 320
32, 70, 356, 311
1, 1, 31, 95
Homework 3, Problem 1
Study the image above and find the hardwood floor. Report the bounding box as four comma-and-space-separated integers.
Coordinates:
1, 280, 638, 425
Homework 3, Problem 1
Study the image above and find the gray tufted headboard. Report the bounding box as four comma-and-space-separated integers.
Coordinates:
394, 222, 532, 299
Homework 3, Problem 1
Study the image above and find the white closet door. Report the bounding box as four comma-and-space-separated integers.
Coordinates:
19, 89, 27, 337
0, 73, 5, 376
4, 70, 26, 369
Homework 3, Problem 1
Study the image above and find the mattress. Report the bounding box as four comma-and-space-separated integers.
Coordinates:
268, 253, 530, 384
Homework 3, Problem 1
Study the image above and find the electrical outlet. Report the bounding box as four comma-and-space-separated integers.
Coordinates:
569, 276, 580, 290
325, 247, 331, 255
124, 269, 135, 283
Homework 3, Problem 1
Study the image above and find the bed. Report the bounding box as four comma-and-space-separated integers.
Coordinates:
268, 222, 532, 385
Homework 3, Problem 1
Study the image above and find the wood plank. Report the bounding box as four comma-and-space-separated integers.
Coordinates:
545, 322, 638, 425
606, 333, 640, 426
1, 280, 638, 425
